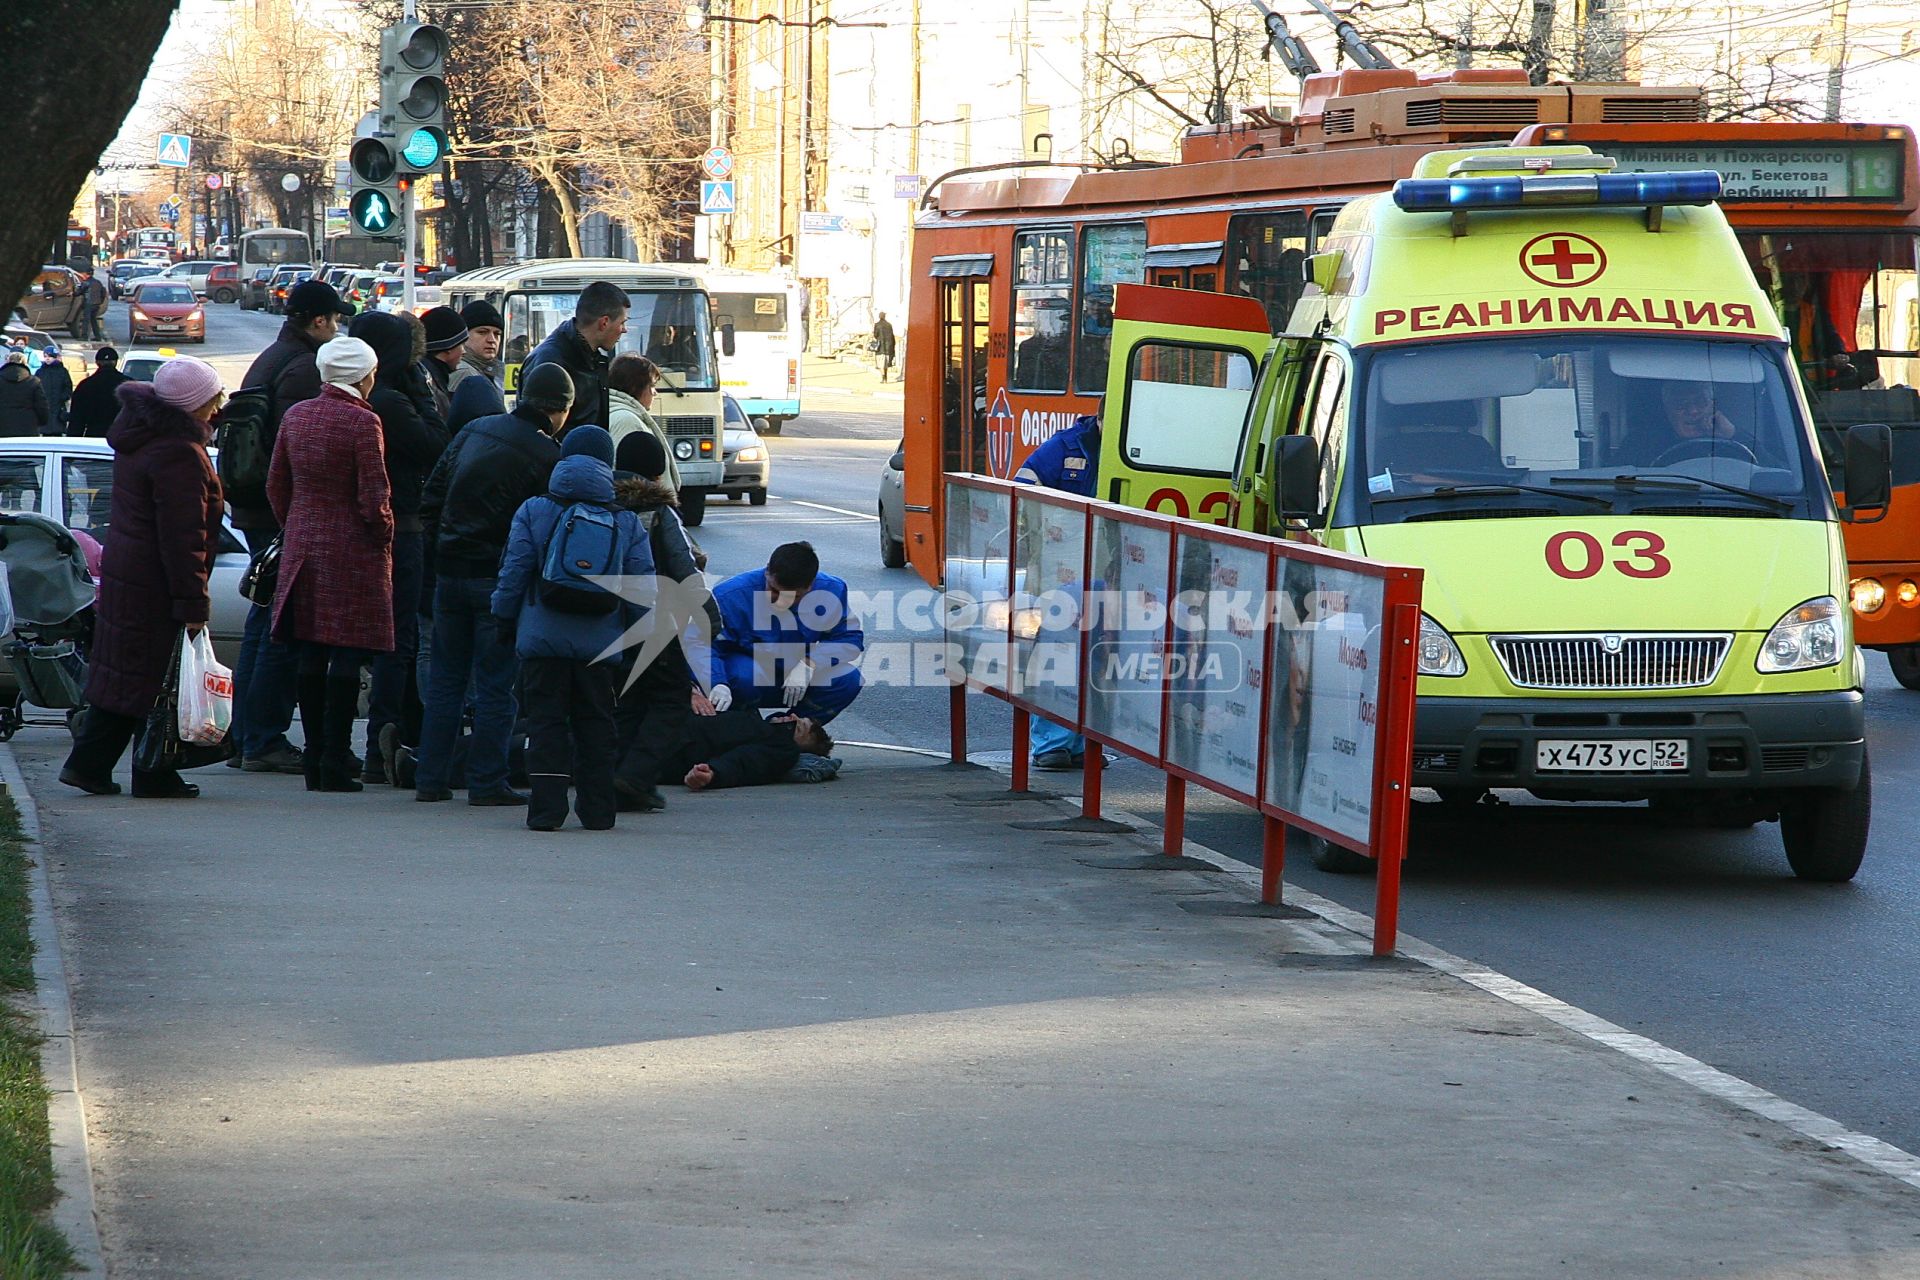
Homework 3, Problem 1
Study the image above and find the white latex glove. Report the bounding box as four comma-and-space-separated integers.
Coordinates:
781, 660, 812, 708
708, 683, 733, 713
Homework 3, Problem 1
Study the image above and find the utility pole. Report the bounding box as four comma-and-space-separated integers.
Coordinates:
1824, 0, 1851, 121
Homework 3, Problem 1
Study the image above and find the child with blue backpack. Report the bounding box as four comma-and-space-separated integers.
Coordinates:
492, 427, 655, 831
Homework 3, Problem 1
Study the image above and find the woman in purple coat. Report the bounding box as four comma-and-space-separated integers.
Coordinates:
59, 357, 226, 799
268, 336, 395, 792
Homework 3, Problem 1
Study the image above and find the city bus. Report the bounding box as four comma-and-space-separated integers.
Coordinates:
686, 266, 804, 431
322, 231, 400, 271
442, 259, 727, 524
1511, 121, 1920, 684
898, 67, 1703, 581
237, 227, 313, 273
128, 226, 176, 259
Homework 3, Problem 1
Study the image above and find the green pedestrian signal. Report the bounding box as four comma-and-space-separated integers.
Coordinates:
401, 126, 446, 170
351, 187, 398, 234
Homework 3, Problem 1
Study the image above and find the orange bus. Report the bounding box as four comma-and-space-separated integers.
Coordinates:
1511, 121, 1920, 683
900, 72, 1920, 681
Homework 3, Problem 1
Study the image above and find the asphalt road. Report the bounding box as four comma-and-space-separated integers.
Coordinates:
98, 312, 1920, 1158
726, 384, 1920, 1161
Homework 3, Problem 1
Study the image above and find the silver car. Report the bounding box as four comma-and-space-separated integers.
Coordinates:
878, 438, 906, 568
0, 436, 250, 669
154, 260, 222, 298
716, 395, 770, 505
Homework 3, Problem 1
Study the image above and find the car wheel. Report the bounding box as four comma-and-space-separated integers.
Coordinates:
214, 288, 236, 304
728, 492, 744, 502
880, 513, 907, 568
1780, 748, 1871, 882
1888, 645, 1920, 690
749, 487, 768, 507
680, 487, 708, 527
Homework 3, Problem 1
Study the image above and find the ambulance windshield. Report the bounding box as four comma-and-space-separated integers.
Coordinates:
1359, 336, 1824, 521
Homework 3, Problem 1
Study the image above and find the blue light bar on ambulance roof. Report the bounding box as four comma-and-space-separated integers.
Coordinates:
1392, 169, 1724, 213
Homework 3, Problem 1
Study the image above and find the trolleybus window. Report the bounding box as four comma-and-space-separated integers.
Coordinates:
1122, 342, 1255, 476
1076, 223, 1146, 394
1226, 212, 1308, 334
1012, 229, 1073, 392
712, 292, 787, 332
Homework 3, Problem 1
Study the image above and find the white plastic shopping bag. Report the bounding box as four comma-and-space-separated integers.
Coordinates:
176, 627, 233, 745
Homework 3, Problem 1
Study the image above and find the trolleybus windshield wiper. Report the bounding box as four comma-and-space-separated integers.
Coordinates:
1371, 483, 1611, 507
1550, 473, 1793, 512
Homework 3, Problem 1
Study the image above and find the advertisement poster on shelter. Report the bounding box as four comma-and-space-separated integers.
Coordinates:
1166, 534, 1266, 801
1265, 560, 1383, 846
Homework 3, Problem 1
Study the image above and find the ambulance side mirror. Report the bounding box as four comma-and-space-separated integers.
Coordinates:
1305, 251, 1343, 293
1271, 434, 1321, 521
1840, 422, 1892, 524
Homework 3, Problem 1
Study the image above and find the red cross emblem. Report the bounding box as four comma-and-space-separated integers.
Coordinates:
1519, 232, 1607, 288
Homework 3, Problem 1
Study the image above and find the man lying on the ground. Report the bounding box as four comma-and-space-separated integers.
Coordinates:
664, 700, 835, 792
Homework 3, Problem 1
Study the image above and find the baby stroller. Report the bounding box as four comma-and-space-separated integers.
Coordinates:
0, 512, 96, 741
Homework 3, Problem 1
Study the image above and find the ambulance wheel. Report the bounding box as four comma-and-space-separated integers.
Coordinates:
1309, 834, 1374, 875
680, 488, 708, 527
749, 488, 768, 506
1780, 749, 1871, 883
1887, 646, 1920, 690
880, 516, 907, 569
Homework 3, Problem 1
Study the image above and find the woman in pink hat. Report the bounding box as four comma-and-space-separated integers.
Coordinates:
61, 356, 227, 799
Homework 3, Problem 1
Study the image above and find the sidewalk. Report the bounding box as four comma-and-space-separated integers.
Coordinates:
12, 726, 1920, 1278
802, 350, 903, 403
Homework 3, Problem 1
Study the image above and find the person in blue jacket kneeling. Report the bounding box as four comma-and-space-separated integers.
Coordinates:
709, 541, 864, 725
493, 426, 655, 831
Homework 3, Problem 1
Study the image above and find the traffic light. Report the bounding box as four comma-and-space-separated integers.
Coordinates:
381, 21, 448, 176
349, 186, 399, 236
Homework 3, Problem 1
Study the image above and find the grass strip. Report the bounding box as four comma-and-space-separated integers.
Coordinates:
0, 797, 78, 1278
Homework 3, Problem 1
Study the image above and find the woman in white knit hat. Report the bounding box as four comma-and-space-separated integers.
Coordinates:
61, 356, 227, 799
267, 335, 396, 792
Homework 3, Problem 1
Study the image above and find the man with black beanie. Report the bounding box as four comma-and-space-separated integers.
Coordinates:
451, 299, 504, 392
419, 305, 468, 422
67, 347, 127, 436
414, 362, 571, 806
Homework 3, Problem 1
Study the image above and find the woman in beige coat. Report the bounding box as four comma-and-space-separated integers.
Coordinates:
605, 353, 679, 493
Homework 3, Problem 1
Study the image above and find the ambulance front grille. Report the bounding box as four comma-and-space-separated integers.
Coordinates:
1491, 633, 1731, 691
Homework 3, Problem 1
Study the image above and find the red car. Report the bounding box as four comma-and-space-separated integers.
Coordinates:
128, 281, 206, 344
206, 263, 241, 304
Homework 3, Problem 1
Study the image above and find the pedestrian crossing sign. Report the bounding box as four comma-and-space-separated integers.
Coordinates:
156, 133, 192, 168
699, 180, 736, 216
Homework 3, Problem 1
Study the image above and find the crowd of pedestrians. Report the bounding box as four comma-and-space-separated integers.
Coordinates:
57, 278, 865, 831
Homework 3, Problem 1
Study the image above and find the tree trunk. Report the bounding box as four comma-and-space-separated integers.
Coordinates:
2, 1, 181, 306
549, 175, 585, 259
1525, 0, 1557, 86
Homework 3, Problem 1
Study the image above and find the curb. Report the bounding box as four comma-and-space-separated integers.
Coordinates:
1, 745, 106, 1276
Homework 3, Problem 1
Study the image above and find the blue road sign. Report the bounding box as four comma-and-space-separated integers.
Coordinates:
157, 133, 192, 168
699, 180, 736, 215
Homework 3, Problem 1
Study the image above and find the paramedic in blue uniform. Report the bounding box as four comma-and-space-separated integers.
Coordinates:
1014, 407, 1099, 769
708, 541, 865, 724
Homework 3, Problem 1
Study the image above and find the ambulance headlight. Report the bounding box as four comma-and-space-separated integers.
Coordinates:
1849, 577, 1887, 615
1757, 596, 1842, 673
1417, 613, 1467, 677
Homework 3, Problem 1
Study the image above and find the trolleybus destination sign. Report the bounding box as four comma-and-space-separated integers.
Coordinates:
1599, 142, 1903, 202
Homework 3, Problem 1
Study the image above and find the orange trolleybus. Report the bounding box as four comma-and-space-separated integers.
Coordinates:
900, 71, 1920, 681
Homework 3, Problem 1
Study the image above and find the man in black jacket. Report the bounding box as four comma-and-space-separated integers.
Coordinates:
519, 280, 626, 432
35, 346, 72, 433
663, 705, 833, 792
349, 310, 452, 782
414, 362, 570, 805
230, 277, 354, 774
66, 347, 128, 436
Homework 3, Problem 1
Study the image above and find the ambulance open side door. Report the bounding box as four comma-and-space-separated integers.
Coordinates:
1100, 283, 1271, 524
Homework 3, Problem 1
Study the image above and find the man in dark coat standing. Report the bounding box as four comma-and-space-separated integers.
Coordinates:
871, 311, 897, 382
81, 270, 109, 343
61, 359, 226, 798
419, 305, 468, 424
67, 347, 128, 436
35, 345, 73, 434
0, 350, 49, 434
230, 277, 352, 774
348, 309, 451, 782
519, 280, 626, 432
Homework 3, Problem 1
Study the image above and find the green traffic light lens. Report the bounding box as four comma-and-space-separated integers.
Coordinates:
402, 128, 443, 169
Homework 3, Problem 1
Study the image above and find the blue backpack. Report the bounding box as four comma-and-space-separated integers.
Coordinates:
539, 501, 627, 615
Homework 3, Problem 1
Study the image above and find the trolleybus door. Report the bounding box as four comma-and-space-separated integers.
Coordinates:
941, 277, 993, 475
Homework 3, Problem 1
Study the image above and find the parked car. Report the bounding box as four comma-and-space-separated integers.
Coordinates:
716, 395, 770, 506
0, 435, 249, 669
108, 258, 148, 300
117, 349, 172, 383
127, 281, 206, 344
239, 265, 276, 311
878, 438, 906, 568
205, 262, 242, 304
14, 267, 86, 338
154, 260, 222, 297
267, 266, 314, 315
2, 323, 59, 366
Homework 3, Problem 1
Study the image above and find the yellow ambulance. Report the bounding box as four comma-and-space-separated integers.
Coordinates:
1100, 145, 1894, 880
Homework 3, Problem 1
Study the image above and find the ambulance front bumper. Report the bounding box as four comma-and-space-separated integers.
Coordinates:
1411, 691, 1865, 794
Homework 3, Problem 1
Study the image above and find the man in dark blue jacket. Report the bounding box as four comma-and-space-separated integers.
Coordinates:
1015, 408, 1100, 767
709, 541, 864, 724
415, 363, 570, 806
519, 280, 627, 432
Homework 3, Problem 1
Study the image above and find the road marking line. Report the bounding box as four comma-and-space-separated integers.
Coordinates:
783, 499, 880, 522
897, 744, 1920, 1192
